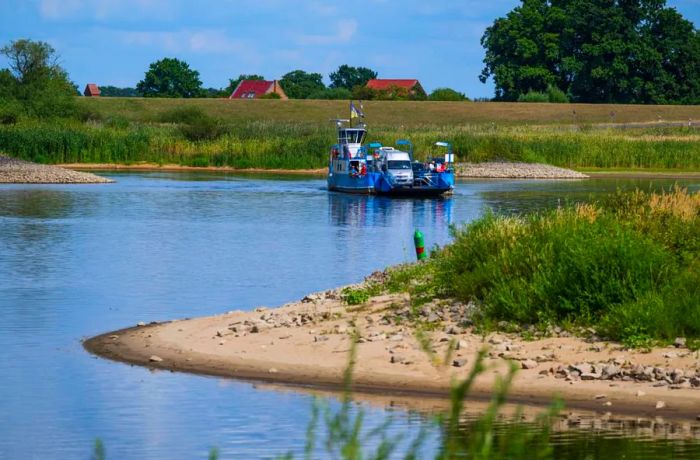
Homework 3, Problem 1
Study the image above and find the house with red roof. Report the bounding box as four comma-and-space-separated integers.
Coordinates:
83, 83, 101, 97
365, 79, 426, 99
229, 80, 288, 100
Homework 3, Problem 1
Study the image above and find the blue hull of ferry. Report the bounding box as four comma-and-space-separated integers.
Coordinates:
327, 171, 454, 196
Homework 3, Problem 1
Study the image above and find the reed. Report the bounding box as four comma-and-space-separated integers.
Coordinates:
1, 120, 699, 170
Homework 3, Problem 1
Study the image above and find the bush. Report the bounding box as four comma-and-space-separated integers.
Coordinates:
429, 87, 468, 101
387, 189, 700, 344
259, 92, 281, 99
0, 99, 21, 124
307, 87, 352, 100
547, 85, 569, 103
158, 107, 225, 141
517, 91, 549, 103
518, 86, 569, 103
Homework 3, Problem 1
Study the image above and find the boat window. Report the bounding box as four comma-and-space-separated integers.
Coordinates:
388, 160, 412, 170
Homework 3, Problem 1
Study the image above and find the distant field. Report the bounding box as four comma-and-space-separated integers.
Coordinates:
76, 97, 700, 127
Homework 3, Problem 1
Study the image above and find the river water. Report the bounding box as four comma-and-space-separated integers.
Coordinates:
0, 172, 699, 459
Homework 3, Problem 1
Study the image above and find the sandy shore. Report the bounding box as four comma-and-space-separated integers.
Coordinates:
61, 162, 589, 179
85, 288, 700, 421
1, 156, 113, 184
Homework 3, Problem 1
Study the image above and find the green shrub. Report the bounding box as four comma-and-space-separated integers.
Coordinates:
547, 85, 569, 103
517, 91, 549, 103
429, 88, 468, 101
259, 92, 282, 99
0, 99, 21, 124
307, 87, 352, 100
387, 189, 700, 344
158, 106, 225, 141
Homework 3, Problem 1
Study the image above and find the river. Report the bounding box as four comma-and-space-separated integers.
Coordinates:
0, 172, 699, 459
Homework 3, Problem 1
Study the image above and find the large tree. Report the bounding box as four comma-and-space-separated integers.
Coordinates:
136, 58, 203, 98
279, 70, 325, 99
0, 39, 77, 118
480, 0, 700, 104
329, 65, 377, 91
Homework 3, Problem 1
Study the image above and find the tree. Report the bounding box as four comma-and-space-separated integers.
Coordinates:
329, 65, 377, 91
480, 0, 700, 104
279, 70, 325, 99
0, 39, 77, 118
99, 86, 140, 97
136, 58, 203, 98
307, 87, 352, 100
429, 87, 468, 101
223, 74, 265, 96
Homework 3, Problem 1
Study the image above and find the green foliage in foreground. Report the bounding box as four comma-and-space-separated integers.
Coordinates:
388, 189, 700, 346
2, 120, 700, 170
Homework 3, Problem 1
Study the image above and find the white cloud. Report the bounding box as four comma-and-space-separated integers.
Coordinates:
38, 0, 171, 20
120, 29, 245, 54
297, 19, 357, 45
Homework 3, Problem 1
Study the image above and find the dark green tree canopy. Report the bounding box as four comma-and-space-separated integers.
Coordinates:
329, 65, 378, 91
224, 74, 265, 96
0, 39, 77, 118
136, 58, 203, 98
480, 0, 700, 104
99, 86, 140, 97
279, 70, 325, 99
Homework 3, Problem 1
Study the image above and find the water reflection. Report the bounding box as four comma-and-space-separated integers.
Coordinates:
0, 173, 699, 459
328, 192, 454, 230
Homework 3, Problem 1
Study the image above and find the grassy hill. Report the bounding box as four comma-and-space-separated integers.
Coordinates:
76, 97, 700, 127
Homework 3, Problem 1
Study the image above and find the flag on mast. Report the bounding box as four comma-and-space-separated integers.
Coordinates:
350, 101, 364, 119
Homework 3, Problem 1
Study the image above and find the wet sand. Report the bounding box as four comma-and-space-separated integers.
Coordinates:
85, 290, 700, 421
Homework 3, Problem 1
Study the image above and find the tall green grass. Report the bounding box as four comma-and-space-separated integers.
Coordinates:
387, 188, 700, 346
1, 119, 699, 170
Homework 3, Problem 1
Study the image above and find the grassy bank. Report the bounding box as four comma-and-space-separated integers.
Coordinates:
74, 97, 700, 126
1, 118, 700, 170
382, 188, 700, 347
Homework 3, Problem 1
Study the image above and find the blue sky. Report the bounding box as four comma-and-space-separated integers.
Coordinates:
1, 0, 698, 98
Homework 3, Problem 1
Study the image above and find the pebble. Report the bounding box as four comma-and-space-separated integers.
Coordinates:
452, 358, 468, 368
137, 322, 146, 327
314, 335, 329, 342
390, 334, 404, 342
656, 401, 666, 410
269, 368, 278, 373
521, 359, 538, 370
636, 390, 646, 397
594, 394, 607, 400
0, 155, 114, 184
674, 337, 687, 348
149, 355, 163, 362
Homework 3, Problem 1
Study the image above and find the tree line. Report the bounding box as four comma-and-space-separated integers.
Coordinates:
115, 59, 468, 101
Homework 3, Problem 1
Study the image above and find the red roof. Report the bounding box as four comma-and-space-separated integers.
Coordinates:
230, 80, 274, 99
366, 79, 419, 90
84, 83, 100, 97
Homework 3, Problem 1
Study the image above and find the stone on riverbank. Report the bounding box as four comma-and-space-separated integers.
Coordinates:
455, 162, 588, 179
0, 155, 113, 184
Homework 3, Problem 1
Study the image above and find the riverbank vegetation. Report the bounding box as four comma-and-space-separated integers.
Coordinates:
1, 112, 699, 170
384, 188, 700, 348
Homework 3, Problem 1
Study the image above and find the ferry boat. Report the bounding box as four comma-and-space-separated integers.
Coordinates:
326, 111, 455, 196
